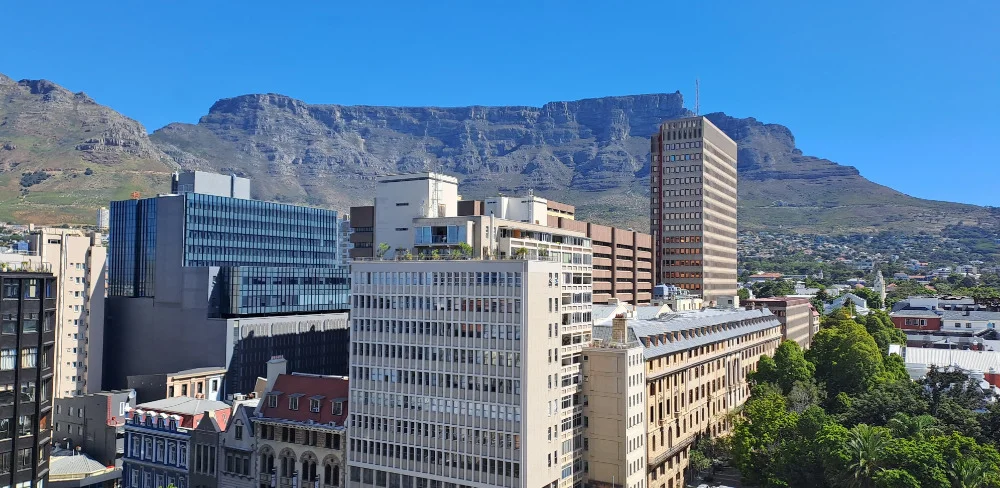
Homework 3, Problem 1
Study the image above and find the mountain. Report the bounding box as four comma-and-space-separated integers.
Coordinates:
0, 72, 992, 233
0, 74, 176, 224
151, 92, 992, 233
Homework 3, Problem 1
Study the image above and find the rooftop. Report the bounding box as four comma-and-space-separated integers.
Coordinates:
136, 396, 230, 416
593, 308, 781, 360
50, 449, 114, 480
170, 366, 226, 377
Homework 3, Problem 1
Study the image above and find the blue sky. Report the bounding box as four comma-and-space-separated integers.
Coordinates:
3, 0, 998, 206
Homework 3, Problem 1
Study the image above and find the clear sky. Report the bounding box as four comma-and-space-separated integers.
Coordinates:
3, 0, 998, 206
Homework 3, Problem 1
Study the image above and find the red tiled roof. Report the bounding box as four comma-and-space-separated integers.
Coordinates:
260, 374, 349, 425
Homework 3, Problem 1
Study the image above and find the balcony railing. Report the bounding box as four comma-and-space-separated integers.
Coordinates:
0, 261, 52, 273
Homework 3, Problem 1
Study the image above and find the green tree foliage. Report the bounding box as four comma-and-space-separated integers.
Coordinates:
737, 288, 750, 301
752, 279, 796, 298
807, 314, 887, 397
730, 301, 1000, 487
860, 311, 906, 353
853, 286, 885, 310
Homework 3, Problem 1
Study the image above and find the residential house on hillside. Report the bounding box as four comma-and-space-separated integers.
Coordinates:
824, 293, 871, 316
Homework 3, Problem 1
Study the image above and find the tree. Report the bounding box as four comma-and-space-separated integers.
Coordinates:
841, 380, 928, 426
738, 288, 750, 301
807, 316, 887, 397
844, 424, 891, 488
886, 413, 942, 440
455, 241, 474, 259
732, 384, 798, 487
688, 449, 711, 481
754, 279, 796, 298
513, 247, 528, 259
752, 340, 816, 394
949, 457, 995, 488
375, 242, 391, 259
84, 167, 93, 175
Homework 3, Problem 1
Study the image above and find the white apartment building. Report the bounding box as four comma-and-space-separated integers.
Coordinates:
348, 246, 594, 488
374, 173, 460, 258
27, 227, 107, 396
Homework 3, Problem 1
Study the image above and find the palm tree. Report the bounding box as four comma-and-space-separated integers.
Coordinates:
844, 424, 891, 488
886, 413, 943, 440
950, 457, 994, 488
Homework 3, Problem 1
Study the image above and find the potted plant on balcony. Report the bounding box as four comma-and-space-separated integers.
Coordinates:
456, 242, 473, 260
375, 242, 391, 260
514, 247, 528, 260
431, 249, 441, 260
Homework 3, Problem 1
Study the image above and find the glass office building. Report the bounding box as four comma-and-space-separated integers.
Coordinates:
108, 198, 157, 298
105, 172, 352, 391
109, 192, 344, 315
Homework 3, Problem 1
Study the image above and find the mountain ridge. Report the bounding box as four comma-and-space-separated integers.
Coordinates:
0, 72, 993, 233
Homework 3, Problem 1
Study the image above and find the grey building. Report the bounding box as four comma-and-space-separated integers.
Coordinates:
189, 413, 223, 488
52, 390, 135, 468
104, 171, 351, 391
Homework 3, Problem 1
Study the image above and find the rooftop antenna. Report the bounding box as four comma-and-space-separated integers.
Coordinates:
695, 78, 700, 116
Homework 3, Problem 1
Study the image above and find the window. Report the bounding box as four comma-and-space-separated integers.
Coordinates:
20, 348, 36, 369
310, 398, 321, 413
181, 384, 188, 396
235, 424, 243, 440
17, 448, 31, 470
268, 394, 278, 408
19, 382, 35, 402
17, 415, 32, 436
0, 349, 15, 370
332, 401, 343, 415
289, 396, 299, 410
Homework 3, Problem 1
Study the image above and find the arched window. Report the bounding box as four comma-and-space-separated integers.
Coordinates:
259, 448, 274, 474
279, 450, 296, 477
323, 462, 340, 487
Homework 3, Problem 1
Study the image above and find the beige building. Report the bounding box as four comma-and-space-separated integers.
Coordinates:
589, 308, 782, 488
348, 247, 593, 488
27, 227, 107, 397
650, 117, 738, 306
743, 297, 817, 348
582, 315, 648, 488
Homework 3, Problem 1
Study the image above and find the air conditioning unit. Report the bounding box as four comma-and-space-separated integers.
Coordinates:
310, 407, 320, 413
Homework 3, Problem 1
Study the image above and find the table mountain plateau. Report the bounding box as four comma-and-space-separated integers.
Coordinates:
2, 72, 991, 233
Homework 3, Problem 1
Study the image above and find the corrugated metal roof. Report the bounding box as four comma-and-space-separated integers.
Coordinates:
905, 347, 1000, 373
592, 308, 781, 360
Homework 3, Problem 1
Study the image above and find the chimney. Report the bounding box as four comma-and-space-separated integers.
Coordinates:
266, 356, 287, 388
612, 314, 628, 345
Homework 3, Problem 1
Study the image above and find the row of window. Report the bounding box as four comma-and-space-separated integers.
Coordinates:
354, 271, 523, 288
0, 312, 53, 335
1, 279, 52, 300
349, 440, 521, 479
0, 447, 40, 474
126, 433, 188, 468
353, 346, 522, 368
352, 295, 524, 315
353, 392, 523, 422
0, 348, 40, 370
352, 367, 521, 396
354, 415, 520, 450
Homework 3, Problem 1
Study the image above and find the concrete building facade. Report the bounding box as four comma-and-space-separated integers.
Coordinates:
650, 117, 738, 305
27, 228, 107, 397
589, 308, 782, 488
53, 390, 135, 467
347, 253, 593, 488
373, 173, 460, 258
127, 368, 227, 404
582, 315, 647, 488
217, 403, 257, 488
743, 297, 816, 348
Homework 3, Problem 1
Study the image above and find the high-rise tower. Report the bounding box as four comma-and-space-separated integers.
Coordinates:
650, 116, 738, 305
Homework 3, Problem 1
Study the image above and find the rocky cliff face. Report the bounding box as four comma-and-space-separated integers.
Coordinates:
0, 71, 988, 231
151, 92, 987, 233
0, 74, 175, 223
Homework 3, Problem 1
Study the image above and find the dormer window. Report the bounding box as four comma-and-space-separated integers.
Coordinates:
268, 395, 278, 408
332, 401, 343, 416
289, 396, 299, 411
310, 399, 321, 413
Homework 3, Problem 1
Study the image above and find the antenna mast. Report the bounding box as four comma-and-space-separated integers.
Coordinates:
695, 78, 700, 116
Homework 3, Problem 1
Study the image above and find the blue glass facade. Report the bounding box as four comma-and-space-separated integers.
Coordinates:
109, 199, 157, 297
109, 192, 344, 309
216, 266, 349, 317
182, 193, 339, 268
123, 412, 190, 488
